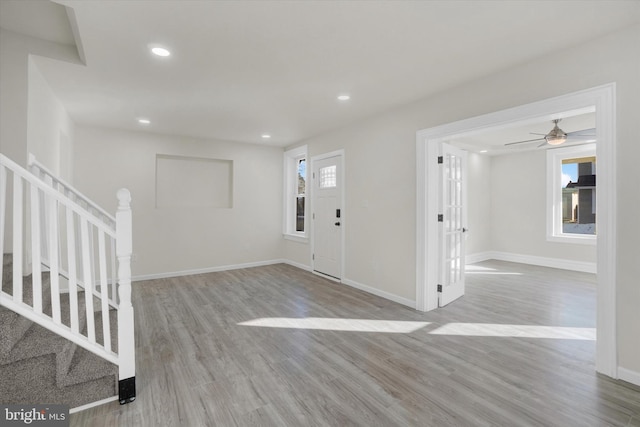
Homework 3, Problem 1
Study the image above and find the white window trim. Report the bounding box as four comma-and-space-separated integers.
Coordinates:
283, 145, 308, 242
546, 143, 596, 245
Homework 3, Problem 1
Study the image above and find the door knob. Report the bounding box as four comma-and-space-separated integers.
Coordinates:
335, 222, 341, 226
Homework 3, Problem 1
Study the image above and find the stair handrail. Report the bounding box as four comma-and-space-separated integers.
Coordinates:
2, 154, 114, 234
0, 153, 136, 404
28, 153, 116, 229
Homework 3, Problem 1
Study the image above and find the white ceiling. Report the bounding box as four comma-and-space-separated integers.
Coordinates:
2, 1, 639, 147
0, 0, 74, 46
450, 111, 596, 156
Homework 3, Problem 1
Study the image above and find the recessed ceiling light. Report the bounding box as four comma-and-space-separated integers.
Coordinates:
138, 118, 151, 125
261, 134, 271, 139
337, 94, 350, 101
480, 150, 488, 153
151, 47, 171, 57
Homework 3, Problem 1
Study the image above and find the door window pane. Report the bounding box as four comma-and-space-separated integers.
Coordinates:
319, 165, 336, 188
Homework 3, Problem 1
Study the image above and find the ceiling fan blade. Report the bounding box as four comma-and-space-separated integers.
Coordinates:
504, 137, 544, 146
567, 128, 595, 136
566, 135, 596, 142
529, 132, 547, 136
537, 141, 548, 148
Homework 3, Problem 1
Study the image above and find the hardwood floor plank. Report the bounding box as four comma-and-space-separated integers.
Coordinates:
70, 261, 640, 426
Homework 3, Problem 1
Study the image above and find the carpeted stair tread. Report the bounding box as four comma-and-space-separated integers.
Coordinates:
0, 255, 118, 407
1, 254, 56, 355
0, 274, 53, 360
56, 305, 119, 387
63, 346, 117, 387
1, 322, 68, 364
0, 354, 116, 408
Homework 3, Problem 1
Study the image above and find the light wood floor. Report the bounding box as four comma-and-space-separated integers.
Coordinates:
71, 261, 640, 426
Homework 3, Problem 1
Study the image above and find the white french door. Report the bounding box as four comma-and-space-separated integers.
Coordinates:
312, 154, 343, 280
439, 143, 468, 306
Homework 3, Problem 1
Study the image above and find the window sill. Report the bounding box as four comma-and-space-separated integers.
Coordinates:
547, 234, 597, 246
283, 233, 309, 244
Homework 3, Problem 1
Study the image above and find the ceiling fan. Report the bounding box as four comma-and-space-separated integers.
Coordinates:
504, 119, 595, 148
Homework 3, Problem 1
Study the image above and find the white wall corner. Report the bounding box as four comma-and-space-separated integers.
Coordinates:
281, 259, 312, 272
342, 277, 416, 309
465, 252, 494, 264
617, 367, 640, 387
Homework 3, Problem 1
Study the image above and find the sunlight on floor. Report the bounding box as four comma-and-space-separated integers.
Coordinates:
238, 317, 595, 340
238, 317, 431, 333
428, 323, 596, 340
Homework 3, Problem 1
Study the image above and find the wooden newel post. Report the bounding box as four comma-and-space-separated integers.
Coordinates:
116, 188, 136, 404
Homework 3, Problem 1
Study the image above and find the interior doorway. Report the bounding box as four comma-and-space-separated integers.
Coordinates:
416, 84, 617, 378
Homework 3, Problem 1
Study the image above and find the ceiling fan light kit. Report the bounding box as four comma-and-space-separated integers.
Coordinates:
545, 135, 567, 145
544, 119, 568, 145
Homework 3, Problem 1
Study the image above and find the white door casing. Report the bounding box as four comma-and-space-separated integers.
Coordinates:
312, 153, 343, 280
416, 83, 616, 378
439, 143, 467, 306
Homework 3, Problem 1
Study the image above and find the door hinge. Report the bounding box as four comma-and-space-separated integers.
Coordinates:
437, 156, 443, 164
437, 214, 443, 222
313, 213, 315, 219
312, 254, 315, 260
437, 284, 442, 292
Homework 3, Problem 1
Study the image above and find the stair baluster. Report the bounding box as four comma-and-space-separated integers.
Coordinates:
13, 175, 23, 303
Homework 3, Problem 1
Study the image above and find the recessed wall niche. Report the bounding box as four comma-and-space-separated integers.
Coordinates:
155, 154, 233, 208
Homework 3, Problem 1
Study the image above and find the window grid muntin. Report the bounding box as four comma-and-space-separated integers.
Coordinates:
319, 165, 337, 188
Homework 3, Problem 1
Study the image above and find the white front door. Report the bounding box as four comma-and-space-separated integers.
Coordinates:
312, 155, 343, 279
439, 143, 467, 306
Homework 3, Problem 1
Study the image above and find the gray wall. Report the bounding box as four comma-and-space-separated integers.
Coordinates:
0, 29, 79, 252
465, 152, 492, 256
73, 126, 284, 278
489, 150, 595, 262
283, 24, 640, 374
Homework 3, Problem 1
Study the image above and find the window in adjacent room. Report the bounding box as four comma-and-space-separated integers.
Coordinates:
546, 143, 596, 244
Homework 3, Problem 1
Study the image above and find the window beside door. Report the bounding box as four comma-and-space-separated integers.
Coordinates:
284, 145, 308, 241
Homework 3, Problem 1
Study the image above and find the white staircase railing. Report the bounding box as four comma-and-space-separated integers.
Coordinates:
0, 153, 136, 404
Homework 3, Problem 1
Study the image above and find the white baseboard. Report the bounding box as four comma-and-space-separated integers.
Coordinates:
70, 395, 118, 414
342, 277, 416, 309
281, 259, 312, 272
132, 259, 284, 282
465, 252, 493, 264
618, 367, 640, 387
131, 260, 416, 312
467, 251, 596, 274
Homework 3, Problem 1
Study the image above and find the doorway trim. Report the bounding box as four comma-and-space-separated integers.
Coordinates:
310, 149, 345, 281
416, 83, 617, 378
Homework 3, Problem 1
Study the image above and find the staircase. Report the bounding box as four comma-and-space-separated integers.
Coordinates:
0, 153, 135, 409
